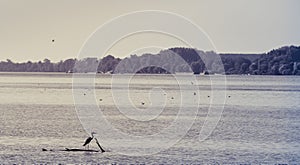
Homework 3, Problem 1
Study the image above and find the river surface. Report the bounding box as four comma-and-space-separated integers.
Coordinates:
0, 72, 299, 164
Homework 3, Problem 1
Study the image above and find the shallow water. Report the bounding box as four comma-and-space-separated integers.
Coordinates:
0, 72, 299, 164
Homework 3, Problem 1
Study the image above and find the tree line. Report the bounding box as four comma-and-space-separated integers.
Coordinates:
0, 58, 76, 72
0, 45, 299, 75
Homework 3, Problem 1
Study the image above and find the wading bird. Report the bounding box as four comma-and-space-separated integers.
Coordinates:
83, 132, 96, 149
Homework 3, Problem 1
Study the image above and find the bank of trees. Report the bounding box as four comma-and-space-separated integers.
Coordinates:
0, 58, 76, 72
248, 46, 300, 75
0, 56, 121, 73
0, 45, 299, 75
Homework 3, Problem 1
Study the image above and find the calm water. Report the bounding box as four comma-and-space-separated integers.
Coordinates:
0, 72, 299, 164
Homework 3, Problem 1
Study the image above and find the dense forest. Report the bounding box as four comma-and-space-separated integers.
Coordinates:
0, 45, 299, 75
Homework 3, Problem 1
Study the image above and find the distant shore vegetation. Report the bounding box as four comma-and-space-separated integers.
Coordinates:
1, 45, 300, 75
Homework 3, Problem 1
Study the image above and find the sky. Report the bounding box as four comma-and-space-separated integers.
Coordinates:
0, 0, 299, 62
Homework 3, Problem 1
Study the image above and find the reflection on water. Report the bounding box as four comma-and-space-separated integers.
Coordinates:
0, 73, 299, 163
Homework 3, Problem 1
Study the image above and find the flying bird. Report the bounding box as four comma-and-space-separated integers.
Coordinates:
83, 132, 96, 149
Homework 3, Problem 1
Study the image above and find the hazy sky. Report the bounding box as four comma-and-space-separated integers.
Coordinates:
0, 0, 299, 62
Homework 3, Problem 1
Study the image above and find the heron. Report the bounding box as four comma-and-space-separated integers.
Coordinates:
83, 132, 96, 149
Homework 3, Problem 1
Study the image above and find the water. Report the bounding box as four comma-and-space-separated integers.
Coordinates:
0, 72, 299, 164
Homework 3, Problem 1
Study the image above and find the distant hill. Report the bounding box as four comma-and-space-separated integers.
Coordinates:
117, 46, 299, 75
219, 53, 261, 62
0, 45, 299, 75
